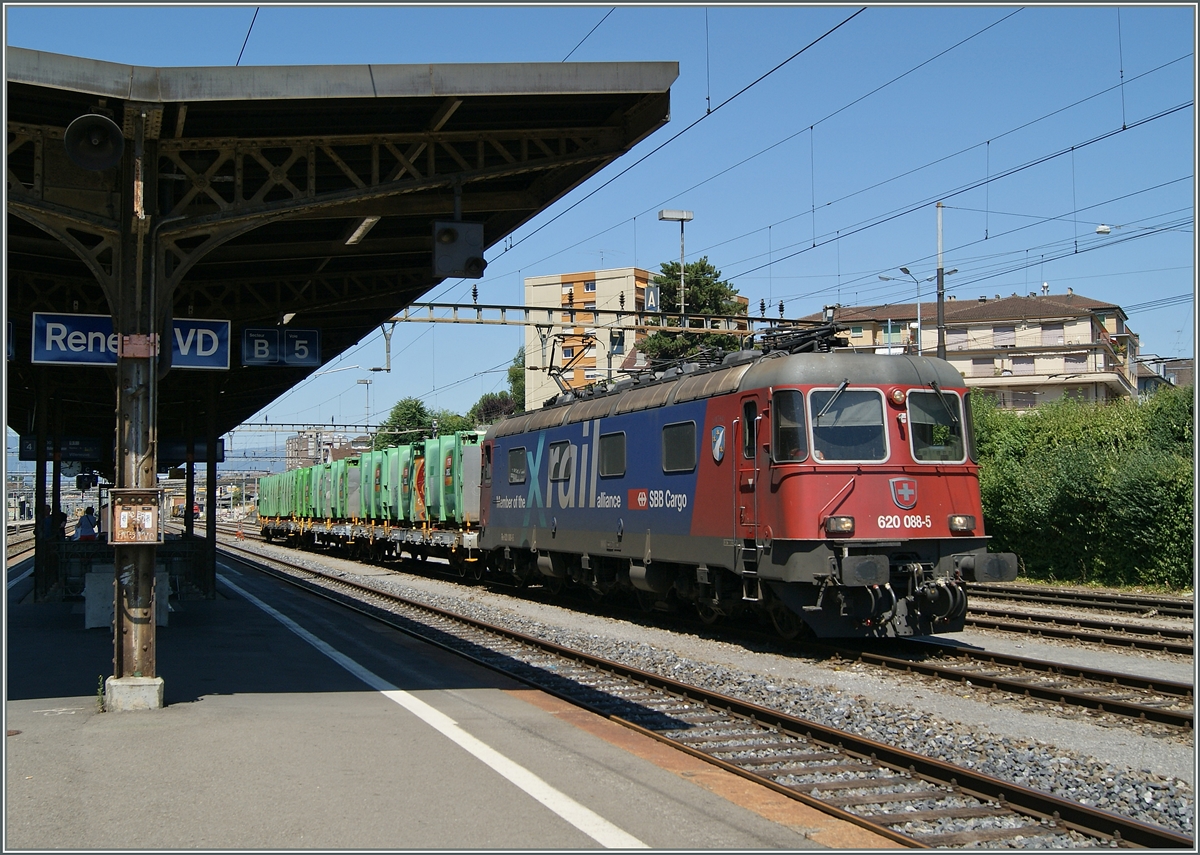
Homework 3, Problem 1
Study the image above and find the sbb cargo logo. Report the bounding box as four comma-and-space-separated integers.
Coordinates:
628, 488, 649, 510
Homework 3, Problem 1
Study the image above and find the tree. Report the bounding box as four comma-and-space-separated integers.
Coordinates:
468, 391, 518, 425
373, 397, 431, 449
638, 257, 745, 364
507, 346, 526, 413
432, 409, 474, 435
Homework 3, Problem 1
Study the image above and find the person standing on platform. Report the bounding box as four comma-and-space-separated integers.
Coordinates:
74, 506, 98, 541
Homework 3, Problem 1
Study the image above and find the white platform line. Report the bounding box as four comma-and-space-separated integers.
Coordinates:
219, 574, 647, 849
7, 568, 33, 590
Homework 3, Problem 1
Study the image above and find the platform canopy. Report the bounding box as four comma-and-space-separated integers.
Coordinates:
6, 48, 677, 473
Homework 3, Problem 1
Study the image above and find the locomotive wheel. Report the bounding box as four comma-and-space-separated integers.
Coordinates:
543, 575, 565, 596
470, 560, 484, 582
769, 601, 804, 641
696, 602, 722, 626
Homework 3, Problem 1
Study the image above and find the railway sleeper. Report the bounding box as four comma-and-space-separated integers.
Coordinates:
913, 823, 1065, 848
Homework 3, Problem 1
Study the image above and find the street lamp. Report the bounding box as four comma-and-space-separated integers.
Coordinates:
658, 210, 693, 320
879, 266, 955, 354
356, 378, 371, 425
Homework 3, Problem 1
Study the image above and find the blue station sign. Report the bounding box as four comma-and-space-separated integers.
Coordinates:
31, 313, 230, 370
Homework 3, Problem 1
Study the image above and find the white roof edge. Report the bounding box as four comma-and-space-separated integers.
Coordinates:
5, 47, 679, 102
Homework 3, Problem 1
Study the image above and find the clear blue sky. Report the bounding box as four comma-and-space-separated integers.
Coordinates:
6, 4, 1195, 467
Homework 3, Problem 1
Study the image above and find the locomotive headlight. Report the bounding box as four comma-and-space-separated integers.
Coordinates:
824, 516, 855, 535
948, 514, 976, 532
889, 387, 907, 406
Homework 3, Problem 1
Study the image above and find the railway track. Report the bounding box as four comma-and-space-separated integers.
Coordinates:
827, 639, 1193, 730
966, 583, 1193, 620
218, 540, 1192, 849
220, 526, 1194, 731
965, 608, 1193, 656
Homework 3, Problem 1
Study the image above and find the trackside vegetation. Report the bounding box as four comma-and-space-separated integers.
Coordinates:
971, 385, 1194, 591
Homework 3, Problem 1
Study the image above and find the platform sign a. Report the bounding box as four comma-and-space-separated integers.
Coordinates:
644, 285, 660, 313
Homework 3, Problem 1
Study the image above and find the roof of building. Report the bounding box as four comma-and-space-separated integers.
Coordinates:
805, 291, 1126, 325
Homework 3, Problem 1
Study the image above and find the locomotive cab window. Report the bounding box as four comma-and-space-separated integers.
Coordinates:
662, 421, 697, 473
809, 387, 887, 462
507, 447, 527, 484
908, 391, 966, 462
598, 432, 626, 477
772, 390, 808, 462
482, 444, 492, 487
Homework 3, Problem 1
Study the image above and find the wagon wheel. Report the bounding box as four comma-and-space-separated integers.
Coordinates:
454, 557, 469, 578
470, 560, 484, 582
635, 590, 658, 614
696, 601, 723, 626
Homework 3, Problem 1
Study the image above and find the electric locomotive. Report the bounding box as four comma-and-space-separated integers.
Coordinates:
479, 334, 1018, 639
259, 328, 1018, 639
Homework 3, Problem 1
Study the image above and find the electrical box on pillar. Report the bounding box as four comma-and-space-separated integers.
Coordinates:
432, 221, 486, 278
110, 489, 163, 544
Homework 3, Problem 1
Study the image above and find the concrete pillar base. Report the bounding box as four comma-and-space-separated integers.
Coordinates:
105, 676, 164, 711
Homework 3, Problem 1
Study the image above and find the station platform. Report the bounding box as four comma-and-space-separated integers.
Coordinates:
5, 556, 893, 850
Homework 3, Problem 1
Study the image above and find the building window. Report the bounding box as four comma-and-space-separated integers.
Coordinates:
562, 347, 574, 358
1013, 356, 1035, 376
1065, 353, 1088, 371
971, 357, 994, 377
1011, 391, 1037, 409
584, 281, 596, 292
947, 328, 967, 350
851, 326, 863, 338
1042, 323, 1064, 346
993, 326, 1016, 348
662, 421, 697, 472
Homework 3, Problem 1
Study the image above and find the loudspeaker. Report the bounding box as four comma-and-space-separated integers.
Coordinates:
432, 221, 486, 279
64, 113, 125, 171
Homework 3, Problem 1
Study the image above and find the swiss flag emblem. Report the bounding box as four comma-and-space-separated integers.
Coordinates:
890, 478, 918, 510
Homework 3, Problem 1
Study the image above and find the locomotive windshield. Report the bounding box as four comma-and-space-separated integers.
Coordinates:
908, 391, 966, 462
809, 388, 887, 461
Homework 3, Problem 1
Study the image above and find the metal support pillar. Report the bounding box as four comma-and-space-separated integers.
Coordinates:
206, 379, 218, 573
51, 396, 62, 522
33, 374, 48, 595
108, 111, 162, 709
185, 407, 195, 539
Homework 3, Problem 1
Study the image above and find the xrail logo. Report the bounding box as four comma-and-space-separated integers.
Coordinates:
628, 488, 649, 510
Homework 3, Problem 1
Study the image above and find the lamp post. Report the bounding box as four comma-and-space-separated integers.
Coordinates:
658, 210, 693, 322
356, 378, 371, 425
880, 266, 956, 355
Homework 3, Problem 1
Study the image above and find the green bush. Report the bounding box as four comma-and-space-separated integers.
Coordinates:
971, 387, 1194, 590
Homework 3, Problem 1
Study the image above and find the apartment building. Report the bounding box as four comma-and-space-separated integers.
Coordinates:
811, 288, 1140, 409
523, 267, 652, 410
285, 430, 370, 469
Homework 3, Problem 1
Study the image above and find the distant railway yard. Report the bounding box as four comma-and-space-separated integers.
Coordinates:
188, 520, 1193, 847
